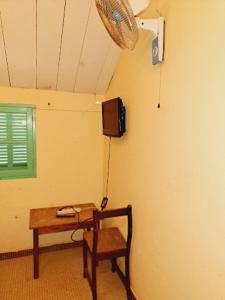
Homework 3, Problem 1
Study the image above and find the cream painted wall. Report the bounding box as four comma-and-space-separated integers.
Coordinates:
106, 0, 225, 299
0, 87, 104, 252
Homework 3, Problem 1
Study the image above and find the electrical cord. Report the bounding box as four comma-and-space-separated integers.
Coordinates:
105, 137, 111, 197
69, 197, 109, 242
70, 214, 94, 242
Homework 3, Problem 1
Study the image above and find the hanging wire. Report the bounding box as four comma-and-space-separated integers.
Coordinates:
36, 107, 99, 113
157, 66, 163, 109
105, 137, 111, 197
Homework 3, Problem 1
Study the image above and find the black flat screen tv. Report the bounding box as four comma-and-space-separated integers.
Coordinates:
102, 97, 126, 137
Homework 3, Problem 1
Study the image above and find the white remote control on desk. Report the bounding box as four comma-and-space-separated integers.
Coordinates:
56, 207, 81, 217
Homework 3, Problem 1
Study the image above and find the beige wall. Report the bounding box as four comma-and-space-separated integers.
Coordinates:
106, 0, 225, 299
0, 87, 104, 252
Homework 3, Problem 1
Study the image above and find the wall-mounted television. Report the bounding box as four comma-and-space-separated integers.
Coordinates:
102, 97, 126, 137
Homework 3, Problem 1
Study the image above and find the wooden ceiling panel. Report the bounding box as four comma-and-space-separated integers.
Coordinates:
95, 43, 121, 94
0, 12, 9, 86
0, 0, 120, 94
0, 0, 36, 88
74, 2, 113, 94
37, 0, 65, 90
56, 0, 92, 92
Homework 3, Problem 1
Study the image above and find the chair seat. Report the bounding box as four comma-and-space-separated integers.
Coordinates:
84, 227, 126, 255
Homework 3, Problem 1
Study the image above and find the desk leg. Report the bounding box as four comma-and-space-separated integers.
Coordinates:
33, 229, 39, 279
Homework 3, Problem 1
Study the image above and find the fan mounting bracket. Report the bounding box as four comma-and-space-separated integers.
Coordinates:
136, 17, 164, 64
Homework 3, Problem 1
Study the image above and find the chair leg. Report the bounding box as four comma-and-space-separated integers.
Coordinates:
91, 257, 97, 300
111, 258, 116, 272
83, 240, 87, 278
125, 255, 131, 300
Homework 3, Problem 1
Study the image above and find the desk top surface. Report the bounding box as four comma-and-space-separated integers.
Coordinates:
29, 202, 96, 229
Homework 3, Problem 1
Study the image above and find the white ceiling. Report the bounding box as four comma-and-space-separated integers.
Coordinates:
0, 0, 121, 94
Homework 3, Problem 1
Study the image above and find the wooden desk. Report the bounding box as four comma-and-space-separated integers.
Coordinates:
29, 202, 96, 279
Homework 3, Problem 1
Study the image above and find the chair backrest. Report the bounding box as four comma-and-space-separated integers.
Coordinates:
92, 205, 132, 254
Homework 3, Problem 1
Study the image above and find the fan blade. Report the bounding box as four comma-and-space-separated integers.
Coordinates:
95, 0, 138, 50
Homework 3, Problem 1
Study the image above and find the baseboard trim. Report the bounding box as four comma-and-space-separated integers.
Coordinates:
0, 241, 82, 261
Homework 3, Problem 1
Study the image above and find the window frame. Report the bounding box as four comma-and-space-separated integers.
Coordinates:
0, 104, 36, 180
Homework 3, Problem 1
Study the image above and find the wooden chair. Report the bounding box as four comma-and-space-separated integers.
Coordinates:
83, 205, 132, 300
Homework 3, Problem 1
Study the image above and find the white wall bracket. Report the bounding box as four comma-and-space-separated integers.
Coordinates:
136, 17, 164, 65
129, 0, 151, 15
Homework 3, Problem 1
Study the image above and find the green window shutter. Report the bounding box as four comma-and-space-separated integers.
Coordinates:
0, 105, 36, 180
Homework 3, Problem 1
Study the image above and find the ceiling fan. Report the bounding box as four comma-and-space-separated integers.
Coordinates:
95, 0, 164, 65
